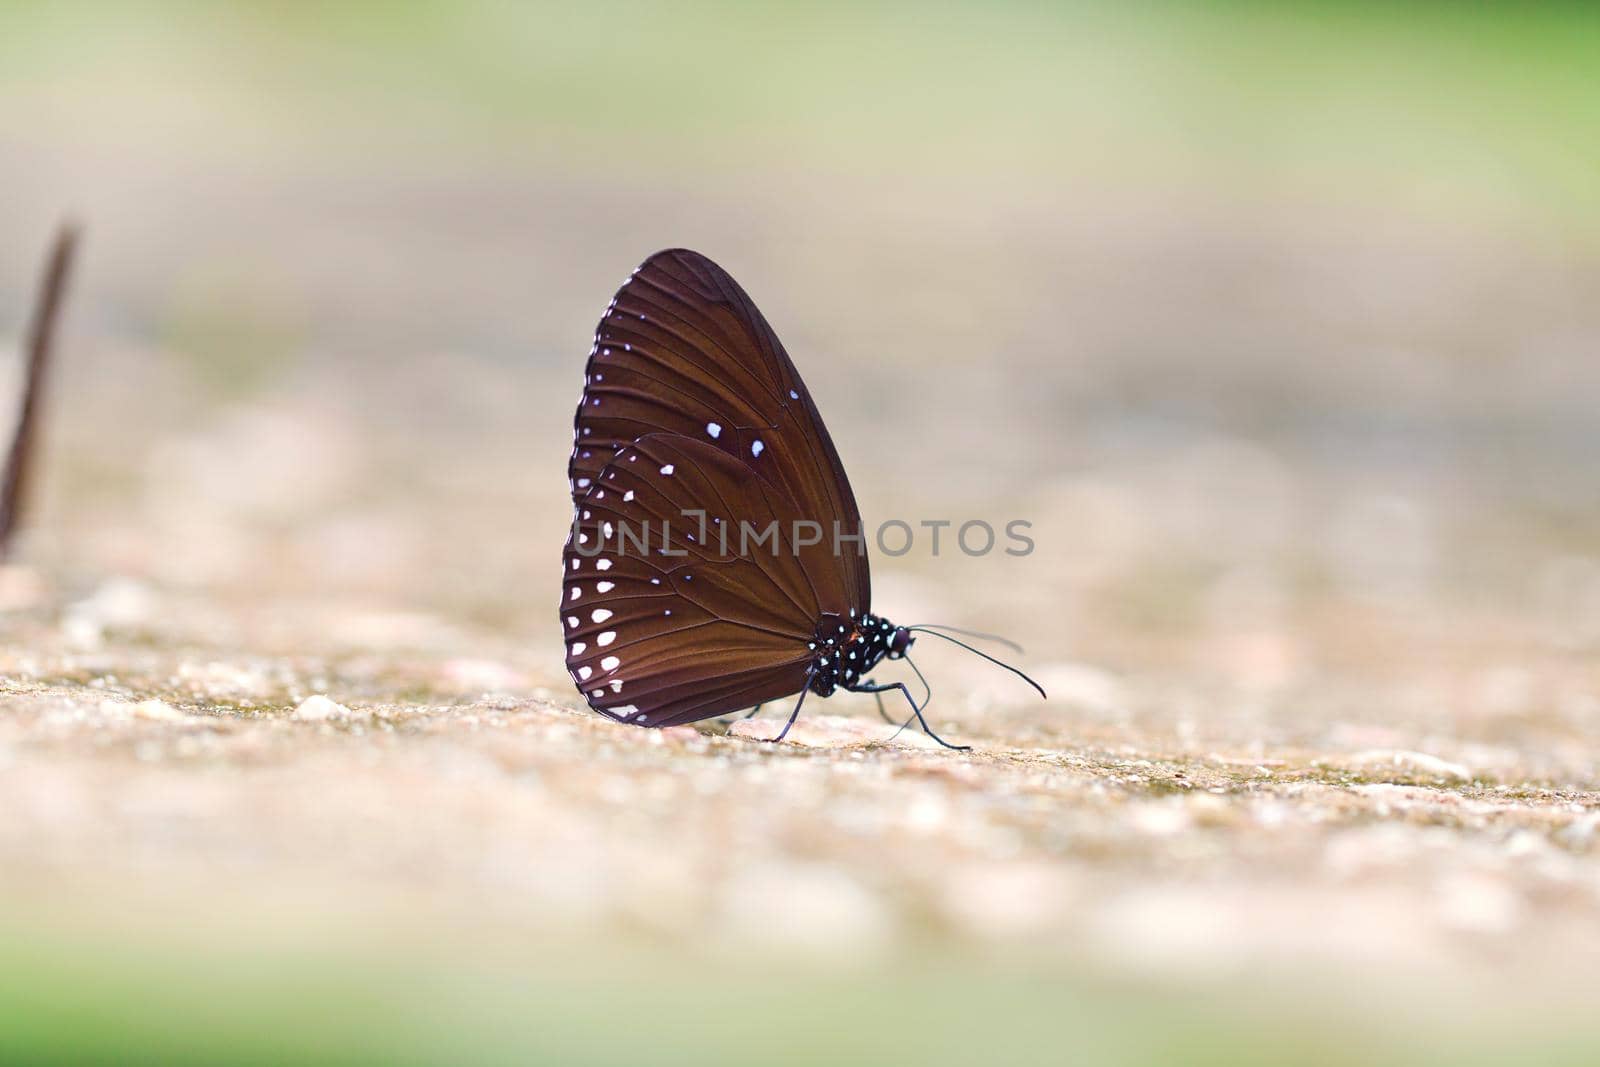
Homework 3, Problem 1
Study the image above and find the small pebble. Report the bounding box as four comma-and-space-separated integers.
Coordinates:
98, 698, 186, 722
1343, 749, 1472, 784
292, 694, 354, 722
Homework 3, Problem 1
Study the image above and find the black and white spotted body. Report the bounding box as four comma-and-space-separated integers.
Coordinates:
807, 611, 913, 697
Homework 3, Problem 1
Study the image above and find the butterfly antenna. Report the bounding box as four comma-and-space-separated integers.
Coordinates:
907, 627, 1047, 699
905, 623, 1025, 655
1, 222, 78, 563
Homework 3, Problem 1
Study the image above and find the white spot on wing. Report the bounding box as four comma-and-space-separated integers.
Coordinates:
706, 422, 722, 439
660, 464, 675, 476
596, 581, 615, 593
601, 655, 620, 671
578, 666, 592, 680
597, 630, 617, 647
591, 608, 613, 623
570, 642, 586, 655
751, 440, 764, 457
597, 558, 613, 571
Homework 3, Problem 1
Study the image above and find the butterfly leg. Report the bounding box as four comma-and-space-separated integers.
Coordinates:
714, 703, 763, 726
760, 681, 815, 744
851, 681, 970, 752
710, 703, 763, 727
858, 682, 895, 724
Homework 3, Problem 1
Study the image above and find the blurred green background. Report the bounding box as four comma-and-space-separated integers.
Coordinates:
3, 1, 1600, 1063
2, 0, 1596, 630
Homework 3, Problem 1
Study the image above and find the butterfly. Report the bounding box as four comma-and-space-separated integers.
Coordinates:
560, 249, 1042, 749
1, 224, 78, 563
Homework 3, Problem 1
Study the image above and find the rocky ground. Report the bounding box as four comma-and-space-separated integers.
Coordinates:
3, 559, 1599, 1063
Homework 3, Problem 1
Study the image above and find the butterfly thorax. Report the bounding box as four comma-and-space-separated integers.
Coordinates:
807, 612, 910, 697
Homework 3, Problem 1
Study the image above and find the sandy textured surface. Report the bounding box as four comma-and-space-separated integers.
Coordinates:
4, 571, 1599, 995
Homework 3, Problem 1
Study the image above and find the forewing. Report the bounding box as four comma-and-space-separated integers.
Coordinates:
567, 249, 869, 615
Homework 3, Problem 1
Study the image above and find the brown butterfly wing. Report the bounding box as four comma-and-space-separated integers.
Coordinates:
566, 249, 869, 616
561, 433, 828, 725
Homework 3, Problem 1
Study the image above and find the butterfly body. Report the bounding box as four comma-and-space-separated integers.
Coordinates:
805, 612, 910, 698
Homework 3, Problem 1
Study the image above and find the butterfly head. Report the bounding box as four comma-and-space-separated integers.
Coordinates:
854, 612, 909, 664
